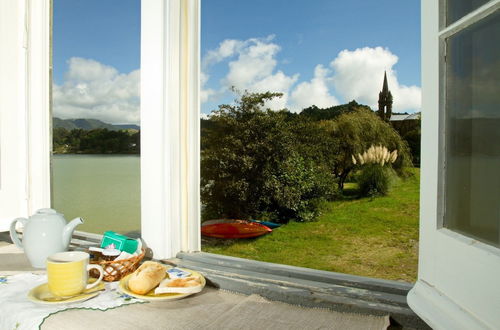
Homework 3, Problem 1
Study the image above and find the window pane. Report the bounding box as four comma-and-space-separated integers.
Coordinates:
51, 0, 141, 236
444, 10, 500, 247
52, 155, 140, 234
446, 0, 492, 25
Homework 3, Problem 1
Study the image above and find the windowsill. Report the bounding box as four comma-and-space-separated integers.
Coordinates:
174, 251, 429, 329
0, 231, 428, 328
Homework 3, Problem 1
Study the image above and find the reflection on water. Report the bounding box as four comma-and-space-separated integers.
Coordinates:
52, 154, 140, 235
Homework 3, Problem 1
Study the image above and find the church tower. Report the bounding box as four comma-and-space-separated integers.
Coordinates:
378, 71, 393, 121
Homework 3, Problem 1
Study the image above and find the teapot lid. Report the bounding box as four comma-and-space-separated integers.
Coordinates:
37, 208, 59, 215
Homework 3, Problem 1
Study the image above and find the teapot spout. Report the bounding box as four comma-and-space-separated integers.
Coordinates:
62, 217, 83, 249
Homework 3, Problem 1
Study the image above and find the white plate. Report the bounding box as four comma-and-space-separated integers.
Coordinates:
118, 268, 205, 301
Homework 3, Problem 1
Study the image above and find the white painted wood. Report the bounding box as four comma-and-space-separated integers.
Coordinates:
0, 0, 51, 231
415, 0, 441, 287
141, 0, 170, 259
26, 0, 52, 215
0, 0, 28, 231
408, 280, 490, 330
181, 0, 201, 253
408, 1, 500, 328
141, 0, 200, 259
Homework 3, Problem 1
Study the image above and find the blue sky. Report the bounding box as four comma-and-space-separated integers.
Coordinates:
53, 0, 140, 84
53, 0, 420, 124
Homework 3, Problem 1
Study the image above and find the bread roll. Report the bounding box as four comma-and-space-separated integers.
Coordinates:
128, 261, 167, 295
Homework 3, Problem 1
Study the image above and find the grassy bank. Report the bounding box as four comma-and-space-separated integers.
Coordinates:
202, 168, 420, 282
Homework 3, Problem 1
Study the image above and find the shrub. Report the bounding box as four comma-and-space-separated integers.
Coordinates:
264, 153, 338, 222
352, 145, 398, 166
201, 91, 338, 223
332, 109, 411, 190
357, 164, 395, 197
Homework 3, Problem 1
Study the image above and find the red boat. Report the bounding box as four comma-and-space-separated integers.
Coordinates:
201, 219, 272, 239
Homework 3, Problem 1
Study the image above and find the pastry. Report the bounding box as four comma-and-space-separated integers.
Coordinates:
154, 275, 203, 294
165, 276, 201, 287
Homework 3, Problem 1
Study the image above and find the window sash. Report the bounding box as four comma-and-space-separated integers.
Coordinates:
444, 0, 492, 26
441, 9, 500, 247
438, 1, 500, 241
408, 1, 500, 328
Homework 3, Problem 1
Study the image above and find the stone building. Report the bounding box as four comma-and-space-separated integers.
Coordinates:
377, 71, 393, 121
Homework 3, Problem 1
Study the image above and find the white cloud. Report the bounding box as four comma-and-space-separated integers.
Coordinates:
200, 112, 211, 120
200, 72, 217, 103
53, 57, 140, 124
202, 41, 420, 114
202, 36, 299, 111
202, 39, 244, 68
249, 72, 299, 110
224, 40, 280, 89
289, 65, 339, 111
330, 47, 421, 112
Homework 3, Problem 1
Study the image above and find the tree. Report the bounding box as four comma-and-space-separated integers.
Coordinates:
200, 93, 410, 222
299, 100, 371, 121
201, 91, 337, 222
391, 115, 421, 167
331, 109, 411, 190
53, 127, 71, 153
52, 127, 140, 154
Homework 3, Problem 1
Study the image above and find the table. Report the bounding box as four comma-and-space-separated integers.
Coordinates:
0, 244, 390, 330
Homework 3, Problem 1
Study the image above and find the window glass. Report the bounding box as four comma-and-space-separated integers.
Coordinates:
446, 0, 491, 25
51, 0, 141, 236
444, 10, 500, 247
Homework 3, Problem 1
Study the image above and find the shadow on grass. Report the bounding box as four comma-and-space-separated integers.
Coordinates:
201, 235, 266, 248
201, 182, 365, 249
339, 183, 360, 201
201, 185, 362, 249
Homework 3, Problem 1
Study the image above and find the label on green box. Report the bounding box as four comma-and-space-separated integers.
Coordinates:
100, 231, 138, 254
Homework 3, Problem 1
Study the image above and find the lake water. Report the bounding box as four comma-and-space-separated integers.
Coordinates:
52, 154, 141, 235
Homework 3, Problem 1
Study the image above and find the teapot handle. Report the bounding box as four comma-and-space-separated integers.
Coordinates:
9, 218, 27, 249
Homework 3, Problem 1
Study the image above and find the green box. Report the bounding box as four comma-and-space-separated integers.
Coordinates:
100, 231, 138, 254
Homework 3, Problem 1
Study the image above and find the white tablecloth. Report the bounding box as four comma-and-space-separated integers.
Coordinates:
0, 273, 144, 330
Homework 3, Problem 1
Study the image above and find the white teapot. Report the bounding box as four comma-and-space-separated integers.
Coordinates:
9, 208, 83, 268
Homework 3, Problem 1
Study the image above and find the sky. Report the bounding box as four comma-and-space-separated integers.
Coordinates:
53, 0, 421, 125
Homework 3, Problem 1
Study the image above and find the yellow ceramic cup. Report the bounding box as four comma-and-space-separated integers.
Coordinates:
47, 251, 104, 297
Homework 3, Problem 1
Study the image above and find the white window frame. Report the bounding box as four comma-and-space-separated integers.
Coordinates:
407, 1, 500, 329
0, 0, 52, 231
141, 0, 201, 258
4, 1, 500, 326
0, 0, 201, 258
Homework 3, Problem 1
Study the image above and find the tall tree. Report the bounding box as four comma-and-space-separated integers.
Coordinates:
331, 109, 411, 189
201, 91, 336, 222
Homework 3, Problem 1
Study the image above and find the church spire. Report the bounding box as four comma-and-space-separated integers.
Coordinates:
378, 71, 393, 121
382, 71, 389, 94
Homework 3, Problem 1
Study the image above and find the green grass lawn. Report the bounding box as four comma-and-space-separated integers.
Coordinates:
202, 168, 420, 282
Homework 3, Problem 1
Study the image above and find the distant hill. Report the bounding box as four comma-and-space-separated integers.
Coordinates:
53, 118, 140, 131
114, 124, 141, 130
